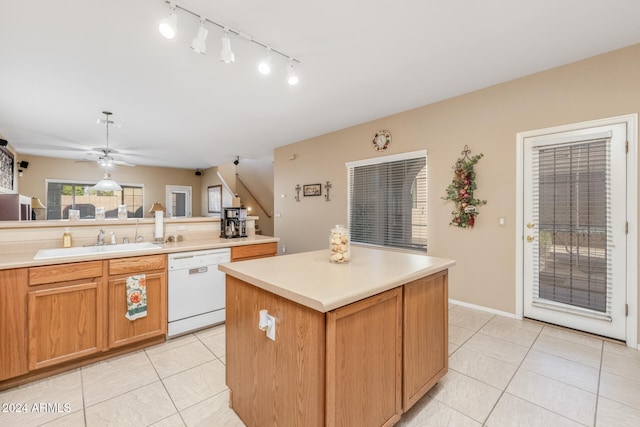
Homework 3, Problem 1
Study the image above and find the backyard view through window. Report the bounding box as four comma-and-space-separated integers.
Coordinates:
46, 181, 143, 220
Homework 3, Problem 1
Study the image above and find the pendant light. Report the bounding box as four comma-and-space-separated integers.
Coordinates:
91, 111, 122, 192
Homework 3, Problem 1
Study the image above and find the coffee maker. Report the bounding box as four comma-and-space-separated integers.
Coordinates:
221, 207, 247, 238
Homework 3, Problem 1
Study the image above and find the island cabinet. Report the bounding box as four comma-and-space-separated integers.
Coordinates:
27, 261, 106, 370
107, 254, 167, 348
223, 248, 453, 427
326, 287, 403, 427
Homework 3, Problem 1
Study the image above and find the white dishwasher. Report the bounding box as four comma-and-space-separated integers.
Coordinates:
167, 248, 230, 337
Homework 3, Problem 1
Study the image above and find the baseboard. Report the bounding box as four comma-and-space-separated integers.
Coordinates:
448, 299, 517, 319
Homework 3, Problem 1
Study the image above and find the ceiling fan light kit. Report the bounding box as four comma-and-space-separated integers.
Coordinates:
158, 0, 300, 85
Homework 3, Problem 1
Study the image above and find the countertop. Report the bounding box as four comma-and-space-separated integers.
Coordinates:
218, 246, 455, 312
0, 235, 279, 270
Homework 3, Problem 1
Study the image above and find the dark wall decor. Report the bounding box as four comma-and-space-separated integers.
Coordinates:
303, 183, 322, 196
442, 145, 487, 228
0, 146, 15, 192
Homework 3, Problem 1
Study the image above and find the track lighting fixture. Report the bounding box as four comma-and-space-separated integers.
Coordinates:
233, 156, 240, 166
258, 48, 271, 75
287, 59, 299, 86
158, 2, 178, 39
220, 29, 235, 63
157, 1, 300, 84
190, 17, 208, 54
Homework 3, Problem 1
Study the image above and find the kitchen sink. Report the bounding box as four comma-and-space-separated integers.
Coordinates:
34, 242, 161, 260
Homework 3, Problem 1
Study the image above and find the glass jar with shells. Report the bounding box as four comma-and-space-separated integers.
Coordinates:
329, 224, 350, 263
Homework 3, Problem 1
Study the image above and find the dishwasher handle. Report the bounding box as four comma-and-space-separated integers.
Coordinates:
189, 266, 209, 275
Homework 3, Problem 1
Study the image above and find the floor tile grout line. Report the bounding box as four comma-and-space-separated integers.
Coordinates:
79, 367, 87, 427
592, 340, 605, 427
480, 318, 544, 426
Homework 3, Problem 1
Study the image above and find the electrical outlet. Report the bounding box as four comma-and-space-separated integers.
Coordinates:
266, 314, 276, 341
282, 244, 286, 253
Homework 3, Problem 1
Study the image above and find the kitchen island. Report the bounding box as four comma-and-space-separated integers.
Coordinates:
219, 246, 455, 427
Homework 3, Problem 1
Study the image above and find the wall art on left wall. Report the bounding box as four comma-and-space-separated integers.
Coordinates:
0, 146, 14, 192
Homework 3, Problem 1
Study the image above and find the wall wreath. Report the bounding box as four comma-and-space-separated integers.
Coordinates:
442, 145, 487, 228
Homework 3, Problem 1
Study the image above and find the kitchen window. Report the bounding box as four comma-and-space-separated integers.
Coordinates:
45, 180, 144, 220
347, 150, 427, 252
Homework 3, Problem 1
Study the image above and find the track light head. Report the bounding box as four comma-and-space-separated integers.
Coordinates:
159, 4, 178, 39
258, 49, 271, 75
233, 156, 239, 166
190, 18, 208, 54
220, 30, 235, 63
0, 138, 7, 147
287, 60, 299, 86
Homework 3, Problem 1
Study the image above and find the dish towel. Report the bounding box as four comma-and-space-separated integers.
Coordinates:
125, 274, 147, 320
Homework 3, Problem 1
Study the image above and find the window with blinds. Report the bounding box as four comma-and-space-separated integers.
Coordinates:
532, 138, 612, 316
347, 150, 427, 251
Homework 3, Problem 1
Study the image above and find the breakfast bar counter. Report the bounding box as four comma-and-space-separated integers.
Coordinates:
219, 246, 455, 427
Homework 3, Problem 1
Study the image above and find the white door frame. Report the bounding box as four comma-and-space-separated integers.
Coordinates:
515, 114, 638, 348
165, 185, 192, 218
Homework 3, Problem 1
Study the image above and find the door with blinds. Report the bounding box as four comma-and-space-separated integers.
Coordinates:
523, 123, 627, 340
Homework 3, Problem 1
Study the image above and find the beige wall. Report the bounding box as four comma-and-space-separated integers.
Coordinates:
274, 43, 640, 341
16, 154, 204, 217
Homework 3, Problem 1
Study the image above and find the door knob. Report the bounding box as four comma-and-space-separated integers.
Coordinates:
527, 223, 535, 229
527, 235, 535, 242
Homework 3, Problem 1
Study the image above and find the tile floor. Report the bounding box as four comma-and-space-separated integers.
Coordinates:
1, 304, 639, 426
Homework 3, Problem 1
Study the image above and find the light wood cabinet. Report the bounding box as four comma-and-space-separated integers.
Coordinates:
0, 268, 29, 381
107, 255, 167, 348
326, 287, 403, 427
403, 271, 448, 410
27, 261, 106, 370
226, 275, 325, 427
226, 270, 448, 427
230, 242, 277, 261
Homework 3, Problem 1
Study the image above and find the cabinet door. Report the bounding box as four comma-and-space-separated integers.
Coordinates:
326, 287, 403, 427
0, 269, 28, 380
28, 281, 105, 370
230, 242, 277, 261
108, 271, 167, 348
403, 270, 448, 411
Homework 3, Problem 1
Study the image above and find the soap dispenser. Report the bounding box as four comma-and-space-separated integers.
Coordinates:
62, 228, 72, 248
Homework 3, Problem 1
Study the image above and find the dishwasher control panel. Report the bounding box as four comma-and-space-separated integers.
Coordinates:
168, 248, 231, 270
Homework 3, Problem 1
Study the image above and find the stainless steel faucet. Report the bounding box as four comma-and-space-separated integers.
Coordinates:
135, 218, 143, 242
97, 229, 105, 246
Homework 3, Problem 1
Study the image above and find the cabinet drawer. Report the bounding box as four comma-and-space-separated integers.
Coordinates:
29, 261, 103, 286
231, 242, 277, 261
109, 254, 166, 276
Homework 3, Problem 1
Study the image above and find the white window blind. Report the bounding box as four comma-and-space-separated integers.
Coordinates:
347, 150, 427, 251
531, 138, 613, 318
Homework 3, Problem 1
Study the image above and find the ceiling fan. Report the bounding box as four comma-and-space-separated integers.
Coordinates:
77, 112, 136, 167
84, 147, 135, 167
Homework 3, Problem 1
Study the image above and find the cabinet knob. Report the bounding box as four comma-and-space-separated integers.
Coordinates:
526, 223, 535, 229
527, 235, 535, 242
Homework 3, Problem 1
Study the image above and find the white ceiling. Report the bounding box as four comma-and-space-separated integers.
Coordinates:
2, 0, 640, 170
